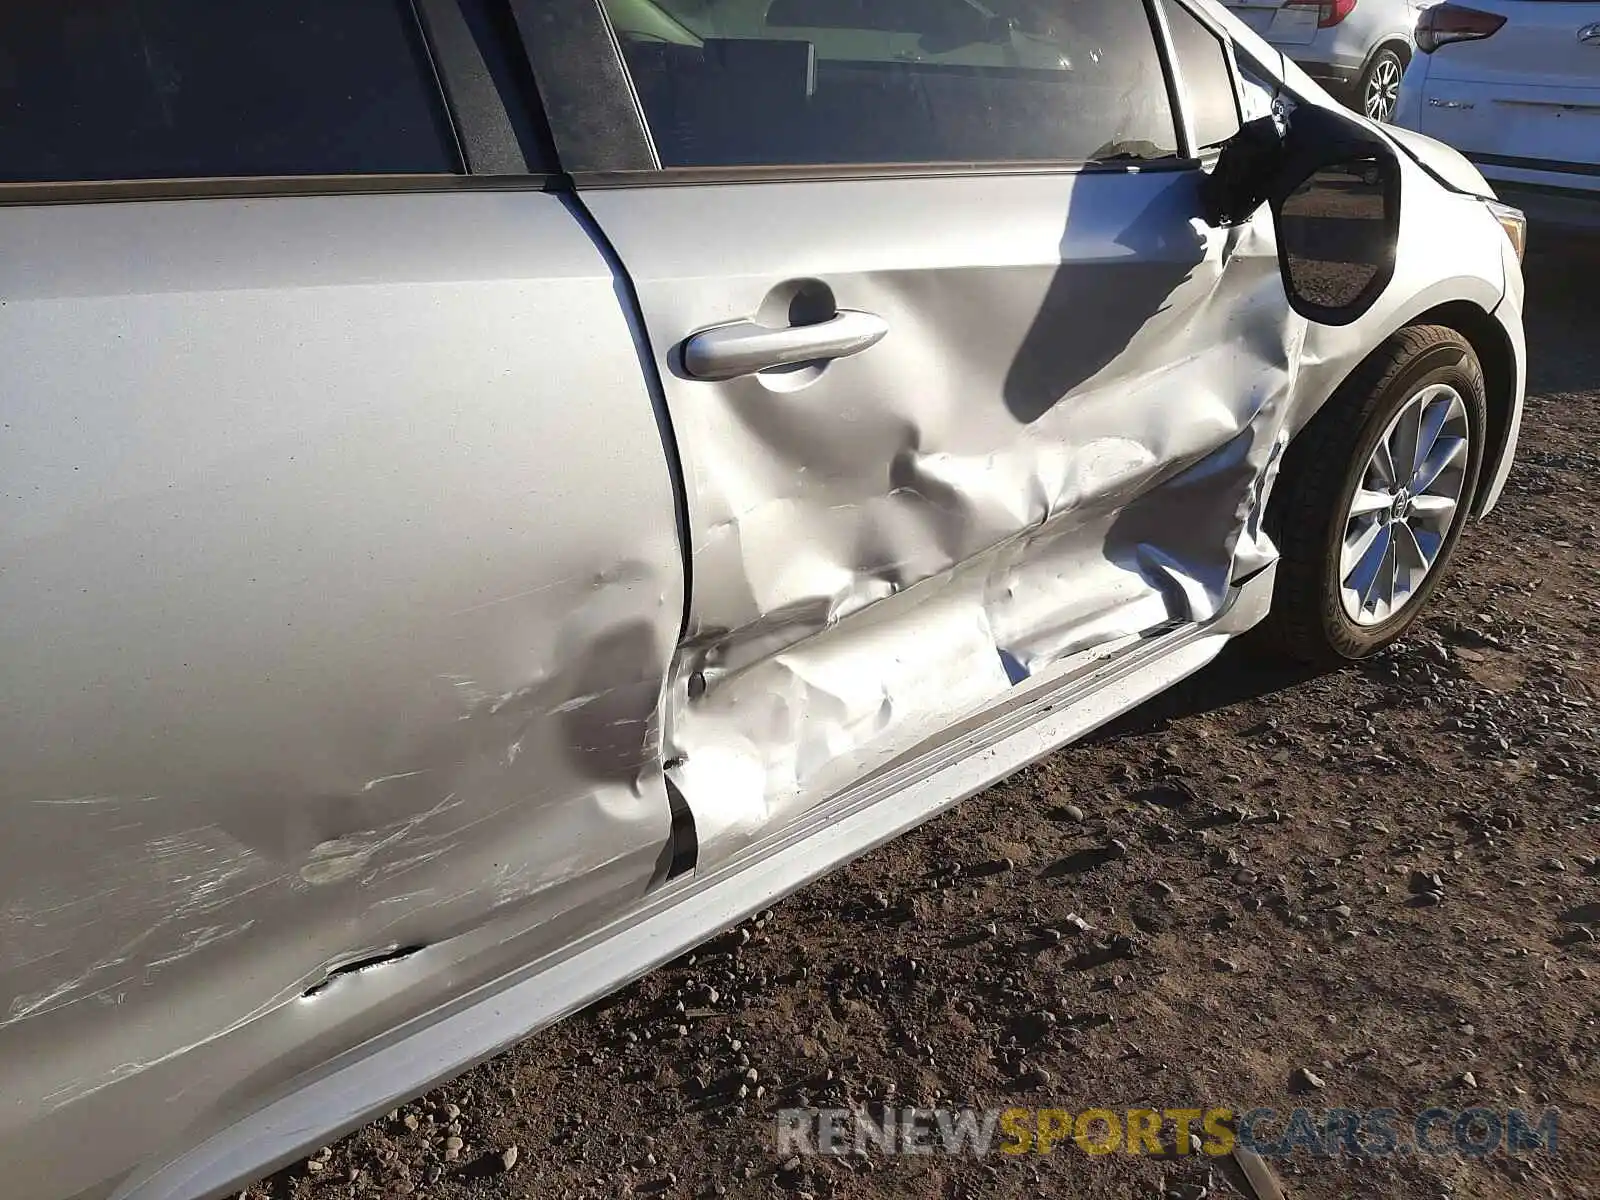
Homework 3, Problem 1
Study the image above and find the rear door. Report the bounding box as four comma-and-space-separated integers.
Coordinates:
1416, 0, 1600, 184
0, 4, 683, 1194
562, 0, 1295, 869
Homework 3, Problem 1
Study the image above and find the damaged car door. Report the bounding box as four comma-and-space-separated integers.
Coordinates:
0, 4, 685, 1195
584, 0, 1296, 868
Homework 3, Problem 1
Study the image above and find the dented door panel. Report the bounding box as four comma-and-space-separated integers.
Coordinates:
583, 169, 1298, 867
0, 191, 683, 1200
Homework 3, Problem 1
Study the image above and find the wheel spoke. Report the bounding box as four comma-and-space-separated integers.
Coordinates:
1409, 492, 1458, 529
1389, 396, 1425, 482
1341, 516, 1385, 579
1412, 524, 1444, 567
1412, 397, 1453, 479
1349, 524, 1393, 606
1394, 521, 1439, 606
1393, 521, 1428, 573
1370, 436, 1399, 488
1372, 535, 1399, 615
1413, 435, 1467, 495
1347, 486, 1393, 518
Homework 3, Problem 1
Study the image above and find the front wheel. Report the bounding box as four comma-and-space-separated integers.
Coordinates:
1360, 47, 1405, 123
1261, 326, 1487, 666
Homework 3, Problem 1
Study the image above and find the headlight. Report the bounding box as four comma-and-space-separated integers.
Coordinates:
1486, 199, 1526, 262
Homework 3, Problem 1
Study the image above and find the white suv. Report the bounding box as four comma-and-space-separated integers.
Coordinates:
1395, 0, 1600, 231
1225, 0, 1435, 120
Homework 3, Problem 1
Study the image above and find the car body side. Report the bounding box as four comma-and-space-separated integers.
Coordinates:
0, 3, 1523, 1199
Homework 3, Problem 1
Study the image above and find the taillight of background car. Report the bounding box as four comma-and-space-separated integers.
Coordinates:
1416, 4, 1508, 53
1283, 0, 1358, 29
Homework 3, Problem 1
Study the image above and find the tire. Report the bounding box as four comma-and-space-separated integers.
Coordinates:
1260, 325, 1487, 667
1359, 47, 1405, 123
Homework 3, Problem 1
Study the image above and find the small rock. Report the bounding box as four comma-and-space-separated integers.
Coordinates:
1455, 1071, 1478, 1089
1290, 1067, 1326, 1093
1214, 958, 1240, 973
1104, 839, 1130, 860
498, 1145, 519, 1171
1409, 870, 1445, 895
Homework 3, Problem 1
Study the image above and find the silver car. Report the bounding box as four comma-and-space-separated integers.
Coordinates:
0, 1, 1525, 1197
1224, 0, 1437, 120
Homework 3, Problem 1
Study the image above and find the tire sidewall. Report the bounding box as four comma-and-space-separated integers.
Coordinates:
1316, 342, 1487, 658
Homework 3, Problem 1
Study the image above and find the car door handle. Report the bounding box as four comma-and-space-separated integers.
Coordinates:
682, 310, 888, 381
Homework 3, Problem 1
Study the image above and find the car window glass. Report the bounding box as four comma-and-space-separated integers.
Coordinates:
0, 0, 460, 183
604, 0, 1180, 168
1235, 49, 1289, 125
1161, 0, 1242, 149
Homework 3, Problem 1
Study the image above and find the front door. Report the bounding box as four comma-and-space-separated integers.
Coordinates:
585, 0, 1294, 867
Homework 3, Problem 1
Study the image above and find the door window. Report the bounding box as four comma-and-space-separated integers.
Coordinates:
604, 0, 1180, 167
0, 0, 460, 183
1161, 0, 1243, 150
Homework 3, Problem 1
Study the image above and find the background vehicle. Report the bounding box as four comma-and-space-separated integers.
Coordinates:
0, 1, 1523, 1198
1395, 0, 1600, 231
1223, 0, 1436, 120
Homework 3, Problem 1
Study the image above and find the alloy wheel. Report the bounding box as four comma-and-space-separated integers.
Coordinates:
1363, 54, 1402, 122
1339, 382, 1471, 626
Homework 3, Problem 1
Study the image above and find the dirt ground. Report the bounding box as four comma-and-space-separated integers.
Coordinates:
258, 241, 1599, 1200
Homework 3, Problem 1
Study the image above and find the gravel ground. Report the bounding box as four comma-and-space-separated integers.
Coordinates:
255, 242, 1599, 1200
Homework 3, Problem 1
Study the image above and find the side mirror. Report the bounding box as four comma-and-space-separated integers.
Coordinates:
1201, 106, 1401, 326
1274, 153, 1398, 324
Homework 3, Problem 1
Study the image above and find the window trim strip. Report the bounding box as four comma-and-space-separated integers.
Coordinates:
1149, 0, 1200, 160
0, 174, 563, 208
568, 158, 1205, 190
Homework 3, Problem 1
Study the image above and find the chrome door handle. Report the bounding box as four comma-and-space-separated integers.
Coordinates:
682, 310, 888, 381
